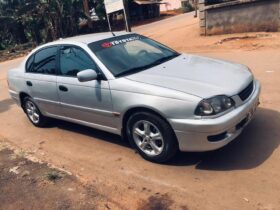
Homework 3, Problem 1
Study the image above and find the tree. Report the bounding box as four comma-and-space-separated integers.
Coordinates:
0, 0, 107, 50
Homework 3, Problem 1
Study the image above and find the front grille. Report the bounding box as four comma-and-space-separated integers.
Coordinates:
238, 81, 254, 101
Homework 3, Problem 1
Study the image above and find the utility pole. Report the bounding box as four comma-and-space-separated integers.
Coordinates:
107, 14, 112, 31
123, 0, 131, 32
194, 0, 198, 18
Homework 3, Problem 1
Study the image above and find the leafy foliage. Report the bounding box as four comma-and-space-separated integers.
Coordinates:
0, 0, 107, 50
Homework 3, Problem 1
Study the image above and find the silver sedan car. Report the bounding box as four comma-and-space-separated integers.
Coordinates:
8, 32, 261, 163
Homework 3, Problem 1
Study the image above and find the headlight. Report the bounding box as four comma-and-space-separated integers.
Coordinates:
195, 95, 235, 116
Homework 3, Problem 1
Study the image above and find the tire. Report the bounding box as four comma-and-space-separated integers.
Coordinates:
23, 97, 48, 127
126, 112, 178, 163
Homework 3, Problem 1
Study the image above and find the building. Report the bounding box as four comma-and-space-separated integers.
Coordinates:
199, 0, 280, 35
160, 0, 181, 12
129, 0, 161, 21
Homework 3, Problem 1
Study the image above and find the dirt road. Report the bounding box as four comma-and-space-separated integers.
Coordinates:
0, 142, 117, 210
1, 13, 280, 209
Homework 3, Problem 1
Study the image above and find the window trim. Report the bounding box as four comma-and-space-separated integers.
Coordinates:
25, 54, 34, 73
57, 44, 106, 80
25, 45, 60, 76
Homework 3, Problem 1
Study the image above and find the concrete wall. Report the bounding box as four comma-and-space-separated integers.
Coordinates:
199, 0, 280, 35
160, 0, 182, 11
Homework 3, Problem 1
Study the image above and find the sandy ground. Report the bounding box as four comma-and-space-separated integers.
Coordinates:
1, 12, 280, 209
0, 142, 103, 210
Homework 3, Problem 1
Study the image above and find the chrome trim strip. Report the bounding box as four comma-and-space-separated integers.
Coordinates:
60, 102, 115, 116
9, 89, 19, 95
34, 97, 60, 105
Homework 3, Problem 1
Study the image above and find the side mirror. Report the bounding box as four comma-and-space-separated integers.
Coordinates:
77, 69, 98, 82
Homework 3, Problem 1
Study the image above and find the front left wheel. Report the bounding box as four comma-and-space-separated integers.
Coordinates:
126, 112, 178, 163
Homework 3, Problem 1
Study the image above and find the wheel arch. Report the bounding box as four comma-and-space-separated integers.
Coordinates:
19, 92, 31, 110
121, 106, 178, 143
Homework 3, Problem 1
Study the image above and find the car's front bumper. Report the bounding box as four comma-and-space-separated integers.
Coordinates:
169, 80, 261, 152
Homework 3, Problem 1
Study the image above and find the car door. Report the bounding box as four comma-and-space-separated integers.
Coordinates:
24, 46, 61, 116
56, 45, 116, 129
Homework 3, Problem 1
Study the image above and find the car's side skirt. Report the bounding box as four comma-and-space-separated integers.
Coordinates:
45, 112, 121, 135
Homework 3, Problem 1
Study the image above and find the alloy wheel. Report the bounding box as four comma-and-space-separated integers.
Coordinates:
132, 120, 164, 156
25, 101, 40, 124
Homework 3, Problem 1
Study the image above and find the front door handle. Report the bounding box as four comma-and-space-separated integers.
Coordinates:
59, 85, 68, 92
26, 81, 33, 86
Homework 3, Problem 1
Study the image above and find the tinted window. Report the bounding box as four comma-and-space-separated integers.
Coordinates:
28, 47, 57, 75
59, 46, 98, 77
26, 55, 34, 72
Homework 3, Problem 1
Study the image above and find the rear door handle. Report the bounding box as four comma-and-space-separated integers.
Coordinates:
59, 85, 68, 92
26, 81, 33, 86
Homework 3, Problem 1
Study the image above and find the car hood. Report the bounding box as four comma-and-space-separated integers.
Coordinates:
125, 54, 253, 98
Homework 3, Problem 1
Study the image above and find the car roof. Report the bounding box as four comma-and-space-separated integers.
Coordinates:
49, 31, 131, 45
22, 31, 133, 76
31, 31, 133, 53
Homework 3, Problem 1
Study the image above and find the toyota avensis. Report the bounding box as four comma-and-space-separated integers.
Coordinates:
8, 32, 261, 163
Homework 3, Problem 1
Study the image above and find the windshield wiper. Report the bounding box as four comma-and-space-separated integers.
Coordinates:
115, 53, 180, 77
150, 53, 180, 66
115, 65, 149, 77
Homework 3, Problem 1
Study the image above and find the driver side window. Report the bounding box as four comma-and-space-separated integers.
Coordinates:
59, 46, 98, 77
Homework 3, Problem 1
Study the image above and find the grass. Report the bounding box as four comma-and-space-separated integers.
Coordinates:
10, 149, 26, 160
46, 171, 63, 182
0, 142, 7, 151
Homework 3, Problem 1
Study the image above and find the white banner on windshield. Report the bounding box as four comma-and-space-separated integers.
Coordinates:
104, 0, 124, 14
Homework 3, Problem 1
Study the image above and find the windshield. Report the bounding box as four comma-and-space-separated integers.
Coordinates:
88, 34, 180, 77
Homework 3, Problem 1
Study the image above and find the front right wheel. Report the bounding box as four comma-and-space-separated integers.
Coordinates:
126, 112, 178, 163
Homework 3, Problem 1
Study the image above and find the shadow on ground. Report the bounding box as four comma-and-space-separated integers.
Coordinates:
48, 107, 279, 171
52, 119, 130, 149
0, 98, 15, 113
169, 107, 280, 171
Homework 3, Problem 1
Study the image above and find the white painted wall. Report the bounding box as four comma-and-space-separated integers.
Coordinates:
160, 0, 181, 11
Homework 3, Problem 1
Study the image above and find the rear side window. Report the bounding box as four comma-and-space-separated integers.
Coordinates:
26, 55, 34, 72
59, 46, 98, 77
27, 47, 57, 75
